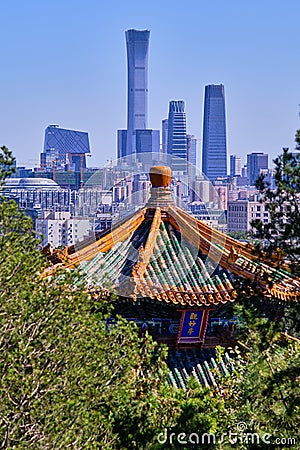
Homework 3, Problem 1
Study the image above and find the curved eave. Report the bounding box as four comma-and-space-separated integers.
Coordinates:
168, 205, 300, 302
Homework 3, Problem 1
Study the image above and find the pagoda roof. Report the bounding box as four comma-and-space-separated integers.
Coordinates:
47, 166, 300, 306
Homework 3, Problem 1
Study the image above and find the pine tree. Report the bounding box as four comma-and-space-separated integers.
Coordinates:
0, 147, 179, 448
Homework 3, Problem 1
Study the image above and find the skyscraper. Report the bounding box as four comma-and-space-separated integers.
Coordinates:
126, 29, 149, 137
230, 155, 242, 177
40, 125, 90, 172
247, 152, 268, 185
135, 129, 160, 167
187, 134, 197, 180
187, 134, 197, 169
117, 130, 128, 160
202, 84, 227, 181
117, 29, 159, 161
161, 119, 169, 155
167, 101, 188, 174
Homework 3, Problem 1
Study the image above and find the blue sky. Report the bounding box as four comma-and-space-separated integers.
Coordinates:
1, 0, 299, 169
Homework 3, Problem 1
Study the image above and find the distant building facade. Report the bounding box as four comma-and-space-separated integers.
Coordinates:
247, 152, 268, 186
3, 177, 74, 214
187, 134, 197, 168
36, 212, 90, 248
230, 155, 242, 177
189, 202, 226, 230
135, 129, 160, 165
190, 177, 228, 210
161, 119, 169, 156
75, 189, 113, 217
202, 84, 227, 181
227, 197, 270, 232
186, 134, 197, 184
117, 130, 128, 160
260, 168, 276, 190
40, 125, 90, 171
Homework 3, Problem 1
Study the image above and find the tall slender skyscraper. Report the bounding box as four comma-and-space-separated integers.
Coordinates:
167, 101, 187, 174
161, 119, 169, 155
123, 29, 150, 157
126, 29, 149, 135
202, 84, 227, 181
230, 155, 242, 177
187, 134, 197, 168
187, 134, 197, 182
117, 29, 159, 161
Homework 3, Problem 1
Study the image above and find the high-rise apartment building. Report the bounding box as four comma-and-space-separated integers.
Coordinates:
167, 101, 188, 174
230, 155, 242, 177
36, 212, 90, 249
247, 152, 268, 185
202, 85, 227, 181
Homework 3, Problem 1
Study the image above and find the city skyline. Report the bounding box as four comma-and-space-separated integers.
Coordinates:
1, 0, 300, 169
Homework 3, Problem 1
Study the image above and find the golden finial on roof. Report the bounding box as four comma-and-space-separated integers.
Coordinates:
147, 166, 173, 208
149, 166, 172, 187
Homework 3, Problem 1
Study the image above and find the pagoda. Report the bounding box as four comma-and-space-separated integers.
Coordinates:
47, 166, 300, 349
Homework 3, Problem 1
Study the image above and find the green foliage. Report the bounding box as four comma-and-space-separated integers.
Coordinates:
172, 385, 232, 449
0, 148, 178, 448
0, 146, 16, 184
253, 143, 300, 274
226, 230, 250, 241
0, 147, 236, 450
0, 225, 178, 448
295, 129, 300, 151
228, 137, 300, 447
227, 313, 300, 449
0, 201, 181, 448
1, 143, 300, 449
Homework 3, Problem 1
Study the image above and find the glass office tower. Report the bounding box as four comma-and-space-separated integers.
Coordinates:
230, 155, 242, 177
161, 119, 169, 156
167, 101, 188, 174
118, 29, 160, 161
187, 134, 197, 168
125, 29, 150, 156
41, 125, 90, 171
202, 85, 227, 181
247, 152, 268, 185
